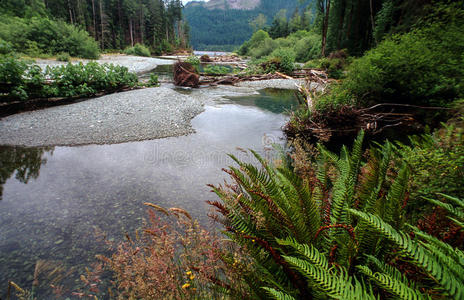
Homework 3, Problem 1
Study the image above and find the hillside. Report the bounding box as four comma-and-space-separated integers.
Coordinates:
184, 0, 312, 51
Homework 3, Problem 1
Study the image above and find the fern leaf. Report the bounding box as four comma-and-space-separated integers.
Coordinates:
357, 265, 425, 300
349, 209, 464, 299
262, 287, 297, 300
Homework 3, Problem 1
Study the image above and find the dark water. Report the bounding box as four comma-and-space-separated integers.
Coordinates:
0, 89, 298, 298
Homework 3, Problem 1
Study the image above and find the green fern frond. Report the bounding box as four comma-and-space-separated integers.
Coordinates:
349, 209, 464, 299
364, 255, 416, 288
277, 237, 329, 270
357, 265, 425, 300
262, 287, 297, 300
422, 196, 464, 220
383, 163, 409, 228
437, 193, 464, 209
282, 255, 345, 298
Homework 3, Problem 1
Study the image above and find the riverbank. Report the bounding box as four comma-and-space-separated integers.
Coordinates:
0, 87, 203, 147
34, 53, 175, 75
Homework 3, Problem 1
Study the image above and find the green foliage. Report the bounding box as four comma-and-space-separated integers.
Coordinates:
43, 62, 138, 98
123, 43, 151, 57
184, 0, 311, 50
202, 65, 231, 75
185, 55, 201, 72
0, 15, 100, 59
56, 52, 70, 62
148, 74, 159, 87
268, 48, 295, 74
341, 21, 464, 107
240, 30, 321, 63
0, 57, 137, 102
209, 131, 464, 299
397, 122, 464, 201
0, 38, 13, 55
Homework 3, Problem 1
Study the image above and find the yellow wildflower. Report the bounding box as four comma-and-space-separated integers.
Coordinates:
182, 283, 191, 289
190, 274, 195, 280
186, 271, 192, 276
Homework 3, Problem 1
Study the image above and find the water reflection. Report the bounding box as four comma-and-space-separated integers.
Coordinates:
0, 89, 296, 298
227, 88, 299, 114
0, 146, 54, 200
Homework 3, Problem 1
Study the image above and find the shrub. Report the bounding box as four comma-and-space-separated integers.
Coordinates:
202, 65, 230, 75
342, 21, 464, 107
0, 55, 30, 100
56, 52, 70, 62
268, 48, 295, 74
398, 122, 464, 202
44, 62, 138, 98
123, 43, 151, 57
148, 73, 159, 86
248, 37, 277, 59
185, 55, 200, 72
0, 38, 13, 54
0, 15, 100, 59
0, 57, 138, 101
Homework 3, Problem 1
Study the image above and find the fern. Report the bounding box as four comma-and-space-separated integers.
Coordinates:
357, 265, 425, 300
349, 209, 464, 299
263, 287, 297, 300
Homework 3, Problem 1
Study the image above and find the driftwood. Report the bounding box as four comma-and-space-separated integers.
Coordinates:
173, 62, 200, 88
200, 72, 295, 86
284, 74, 450, 146
210, 54, 242, 62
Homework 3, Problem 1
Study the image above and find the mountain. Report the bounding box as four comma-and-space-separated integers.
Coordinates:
184, 0, 311, 51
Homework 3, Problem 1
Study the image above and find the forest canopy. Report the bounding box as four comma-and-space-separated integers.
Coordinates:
0, 0, 189, 57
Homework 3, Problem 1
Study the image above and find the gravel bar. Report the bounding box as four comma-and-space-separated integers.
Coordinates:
236, 79, 305, 90
34, 54, 175, 74
0, 87, 204, 147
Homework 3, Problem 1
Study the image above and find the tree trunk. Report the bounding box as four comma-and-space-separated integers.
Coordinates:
139, 0, 144, 44
68, 0, 73, 24
337, 0, 346, 49
321, 0, 331, 57
129, 19, 134, 46
100, 0, 104, 50
92, 0, 97, 39
369, 0, 376, 40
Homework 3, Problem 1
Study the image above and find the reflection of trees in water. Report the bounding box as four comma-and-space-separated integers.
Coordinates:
254, 89, 298, 114
0, 146, 54, 200
227, 88, 299, 114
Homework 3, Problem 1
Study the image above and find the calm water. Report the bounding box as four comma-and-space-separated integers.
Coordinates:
0, 88, 298, 298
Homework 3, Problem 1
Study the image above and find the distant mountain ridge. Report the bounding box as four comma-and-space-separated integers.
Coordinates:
187, 0, 260, 10
184, 0, 311, 51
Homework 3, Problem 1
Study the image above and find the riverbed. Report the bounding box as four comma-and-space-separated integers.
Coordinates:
0, 78, 299, 298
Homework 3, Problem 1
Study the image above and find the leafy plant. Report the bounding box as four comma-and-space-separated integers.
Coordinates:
0, 15, 100, 59
185, 55, 201, 72
56, 52, 70, 62
208, 131, 464, 299
203, 65, 231, 75
0, 57, 138, 102
148, 73, 159, 87
341, 20, 464, 107
123, 43, 151, 57
397, 121, 464, 205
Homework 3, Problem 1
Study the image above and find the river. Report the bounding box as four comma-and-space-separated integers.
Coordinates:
0, 84, 298, 298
